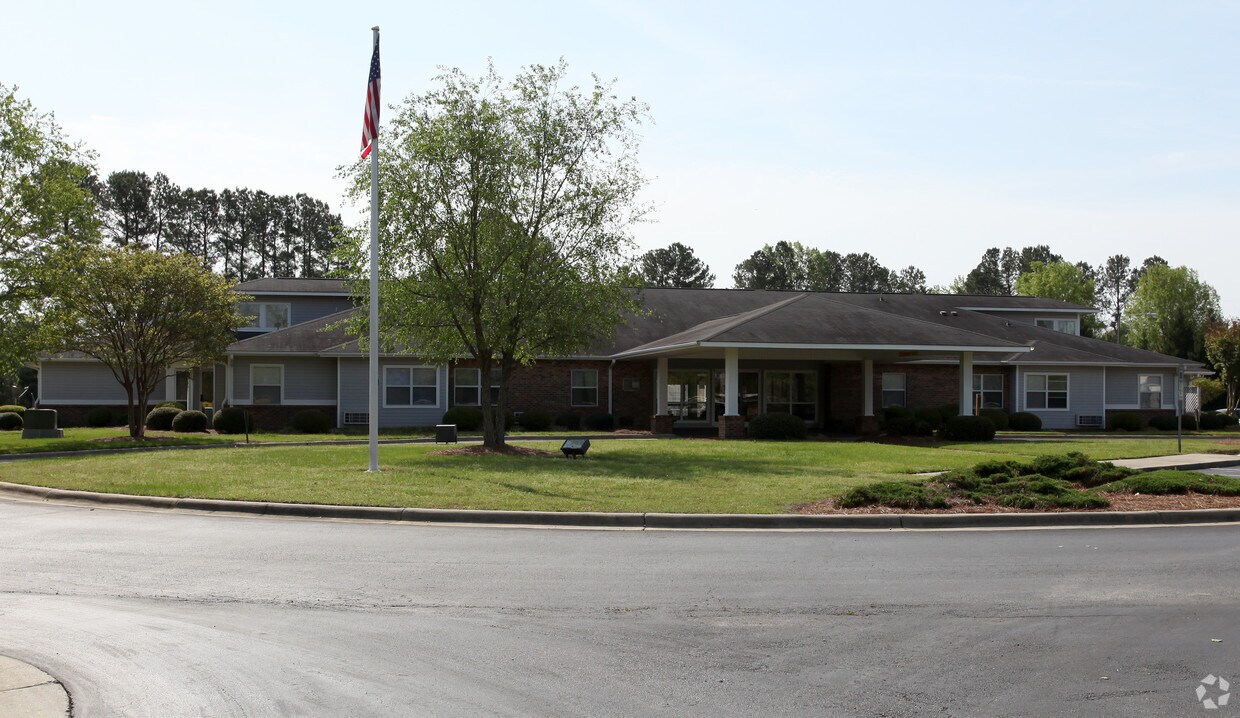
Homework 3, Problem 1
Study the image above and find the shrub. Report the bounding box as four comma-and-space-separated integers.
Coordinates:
882, 406, 914, 424
838, 481, 948, 510
1097, 470, 1240, 496
1199, 413, 1234, 430
212, 407, 250, 435
290, 409, 332, 434
1007, 412, 1042, 431
156, 401, 187, 410
1108, 413, 1143, 432
748, 412, 808, 440
617, 415, 634, 429
1149, 414, 1197, 431
885, 415, 933, 437
442, 407, 483, 431
86, 406, 114, 427
171, 410, 209, 433
555, 413, 582, 430
1027, 451, 1092, 479
519, 410, 552, 431
936, 403, 960, 422
972, 460, 1022, 478
0, 412, 22, 431
145, 406, 181, 430
914, 408, 944, 430
939, 415, 996, 441
0, 404, 25, 414
979, 408, 1009, 431
584, 413, 615, 431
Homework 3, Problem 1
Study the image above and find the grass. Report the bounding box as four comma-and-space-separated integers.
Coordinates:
938, 438, 1239, 461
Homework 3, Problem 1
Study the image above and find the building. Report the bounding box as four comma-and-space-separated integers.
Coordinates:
37, 278, 1203, 436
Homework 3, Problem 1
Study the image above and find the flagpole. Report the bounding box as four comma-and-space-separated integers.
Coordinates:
367, 25, 381, 473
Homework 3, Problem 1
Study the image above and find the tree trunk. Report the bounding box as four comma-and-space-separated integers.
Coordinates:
124, 384, 138, 438
478, 355, 506, 448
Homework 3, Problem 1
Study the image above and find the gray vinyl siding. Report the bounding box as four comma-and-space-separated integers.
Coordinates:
338, 358, 448, 427
231, 356, 338, 405
1016, 365, 1104, 430
246, 294, 355, 326
1105, 367, 1175, 409
39, 361, 161, 405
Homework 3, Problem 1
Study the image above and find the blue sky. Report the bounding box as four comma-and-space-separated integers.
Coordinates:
6, 1, 1239, 314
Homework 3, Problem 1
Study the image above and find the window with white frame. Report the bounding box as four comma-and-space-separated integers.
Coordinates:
881, 373, 906, 408
251, 364, 283, 405
973, 374, 1004, 408
1035, 317, 1078, 335
238, 302, 291, 331
764, 371, 817, 421
1025, 373, 1068, 410
488, 368, 502, 403
385, 366, 438, 407
1139, 374, 1163, 409
571, 369, 598, 406
454, 368, 481, 406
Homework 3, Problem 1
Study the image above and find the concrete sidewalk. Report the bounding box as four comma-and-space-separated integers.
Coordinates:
0, 655, 70, 717
1110, 453, 1240, 471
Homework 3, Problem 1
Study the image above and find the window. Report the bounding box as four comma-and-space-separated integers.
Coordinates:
454, 368, 502, 406
667, 370, 709, 420
571, 369, 598, 406
1025, 373, 1068, 410
488, 368, 502, 404
239, 302, 291, 331
384, 366, 438, 407
881, 373, 906, 408
251, 364, 283, 405
1035, 317, 1077, 335
973, 374, 1004, 409
764, 371, 817, 421
1139, 374, 1163, 409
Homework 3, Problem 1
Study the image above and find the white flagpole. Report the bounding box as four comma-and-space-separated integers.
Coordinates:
367, 25, 381, 473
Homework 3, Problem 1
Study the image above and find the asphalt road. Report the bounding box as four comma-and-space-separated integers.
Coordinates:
1, 499, 1238, 717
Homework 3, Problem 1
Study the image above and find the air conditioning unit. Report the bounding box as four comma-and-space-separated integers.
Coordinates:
343, 412, 369, 425
1076, 415, 1103, 428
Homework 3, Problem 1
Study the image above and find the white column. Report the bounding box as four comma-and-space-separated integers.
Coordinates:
862, 359, 874, 417
165, 370, 176, 402
187, 372, 196, 410
724, 348, 739, 416
224, 358, 234, 408
959, 351, 974, 416
656, 357, 669, 415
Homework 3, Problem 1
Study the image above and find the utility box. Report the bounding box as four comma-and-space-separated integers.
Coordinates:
22, 409, 64, 439
435, 424, 458, 444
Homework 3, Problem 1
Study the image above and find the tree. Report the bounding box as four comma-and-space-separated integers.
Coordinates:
40, 246, 246, 438
148, 172, 183, 252
889, 266, 927, 293
1205, 320, 1240, 416
1014, 261, 1099, 336
342, 60, 648, 448
0, 83, 101, 375
639, 242, 714, 288
102, 170, 154, 246
840, 252, 891, 293
961, 245, 1062, 295
805, 248, 844, 291
1097, 255, 1138, 342
732, 241, 810, 290
1127, 264, 1221, 362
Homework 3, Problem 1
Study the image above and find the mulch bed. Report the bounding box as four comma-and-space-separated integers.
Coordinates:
428, 445, 554, 457
795, 492, 1240, 515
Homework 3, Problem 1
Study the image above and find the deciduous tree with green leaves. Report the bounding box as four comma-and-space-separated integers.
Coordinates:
40, 247, 247, 439
1127, 264, 1220, 362
640, 242, 714, 288
341, 61, 648, 448
1014, 260, 1099, 335
1204, 320, 1240, 416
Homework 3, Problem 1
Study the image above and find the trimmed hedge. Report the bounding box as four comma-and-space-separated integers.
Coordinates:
145, 406, 181, 430
936, 403, 960, 422
0, 404, 25, 414
172, 410, 209, 433
885, 415, 934, 437
290, 409, 332, 434
1109, 413, 1143, 432
212, 407, 250, 435
555, 413, 582, 430
1149, 414, 1197, 431
86, 406, 114, 427
156, 401, 187, 410
442, 407, 483, 431
979, 408, 1009, 431
939, 415, 996, 441
584, 413, 615, 432
1007, 412, 1042, 432
519, 410, 552, 431
0, 412, 22, 431
914, 408, 944, 430
1200, 413, 1239, 430
748, 412, 808, 440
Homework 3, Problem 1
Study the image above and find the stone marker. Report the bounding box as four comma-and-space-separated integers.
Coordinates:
22, 409, 64, 439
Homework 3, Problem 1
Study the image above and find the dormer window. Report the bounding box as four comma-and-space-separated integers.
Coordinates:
239, 302, 291, 331
1035, 317, 1077, 335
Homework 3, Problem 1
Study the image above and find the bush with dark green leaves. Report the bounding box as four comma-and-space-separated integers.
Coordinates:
156, 401, 187, 410
212, 407, 250, 434
555, 413, 582, 430
914, 408, 944, 430
747, 412, 808, 440
442, 407, 483, 431
0, 412, 22, 431
885, 415, 934, 437
1007, 412, 1042, 431
519, 410, 552, 431
290, 409, 332, 434
1199, 413, 1239, 430
979, 408, 1009, 431
144, 406, 181, 430
617, 415, 634, 429
584, 413, 615, 431
171, 410, 209, 433
882, 406, 914, 424
838, 481, 948, 509
0, 404, 25, 414
939, 415, 996, 441
936, 403, 960, 422
86, 406, 114, 427
1149, 414, 1197, 431
1096, 470, 1240, 496
1109, 413, 1143, 432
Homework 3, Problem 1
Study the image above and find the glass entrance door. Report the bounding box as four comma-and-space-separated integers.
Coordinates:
712, 371, 760, 424
667, 370, 710, 422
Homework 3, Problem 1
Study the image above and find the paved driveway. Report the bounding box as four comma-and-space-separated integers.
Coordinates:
1, 498, 1238, 717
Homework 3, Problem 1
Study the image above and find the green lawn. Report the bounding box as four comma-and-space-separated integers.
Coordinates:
4, 436, 1237, 514
938, 438, 1240, 461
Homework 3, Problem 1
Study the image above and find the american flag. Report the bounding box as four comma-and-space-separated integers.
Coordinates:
360, 32, 381, 159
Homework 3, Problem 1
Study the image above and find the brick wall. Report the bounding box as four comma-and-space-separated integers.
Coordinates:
448, 358, 653, 426
873, 364, 1014, 413
230, 404, 337, 431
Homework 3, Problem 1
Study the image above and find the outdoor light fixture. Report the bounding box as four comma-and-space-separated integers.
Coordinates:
561, 438, 590, 459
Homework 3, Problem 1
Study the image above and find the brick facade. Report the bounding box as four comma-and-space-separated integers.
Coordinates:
872, 364, 1014, 414
448, 358, 653, 427
230, 404, 337, 431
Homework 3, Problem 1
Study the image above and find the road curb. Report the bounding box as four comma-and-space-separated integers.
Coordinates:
0, 655, 71, 718
4, 480, 1240, 530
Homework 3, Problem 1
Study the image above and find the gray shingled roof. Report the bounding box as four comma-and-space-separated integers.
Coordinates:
235, 278, 351, 294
